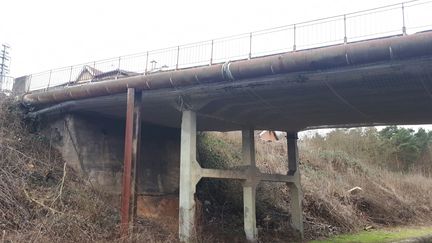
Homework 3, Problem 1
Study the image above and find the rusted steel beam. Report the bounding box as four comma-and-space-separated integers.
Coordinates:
120, 88, 142, 238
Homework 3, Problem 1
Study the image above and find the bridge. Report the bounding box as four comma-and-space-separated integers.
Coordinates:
12, 1, 432, 242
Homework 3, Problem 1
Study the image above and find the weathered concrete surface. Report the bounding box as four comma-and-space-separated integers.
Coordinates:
137, 195, 179, 232
287, 133, 303, 239
39, 113, 180, 201
242, 129, 258, 242
139, 126, 180, 195
137, 195, 179, 219
179, 110, 199, 242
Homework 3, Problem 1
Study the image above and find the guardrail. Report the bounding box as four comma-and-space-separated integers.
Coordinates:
25, 0, 432, 92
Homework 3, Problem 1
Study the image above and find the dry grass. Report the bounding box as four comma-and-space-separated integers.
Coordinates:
0, 94, 120, 242
197, 131, 432, 241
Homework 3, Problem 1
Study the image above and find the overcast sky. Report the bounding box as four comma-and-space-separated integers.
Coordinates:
1, 0, 408, 77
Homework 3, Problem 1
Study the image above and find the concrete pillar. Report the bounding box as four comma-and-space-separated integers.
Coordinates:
287, 132, 304, 239
242, 129, 258, 242
179, 110, 200, 242
120, 88, 142, 237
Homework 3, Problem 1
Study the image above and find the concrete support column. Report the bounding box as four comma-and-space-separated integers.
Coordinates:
179, 110, 200, 242
120, 88, 142, 237
287, 132, 304, 239
242, 129, 258, 242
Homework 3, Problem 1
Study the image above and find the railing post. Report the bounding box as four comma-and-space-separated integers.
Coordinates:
68, 66, 73, 84
210, 40, 214, 65
117, 56, 122, 79
176, 46, 180, 70
293, 24, 297, 51
402, 3, 407, 35
46, 70, 52, 91
249, 32, 252, 59
343, 15, 348, 44
27, 75, 32, 92
145, 51, 149, 74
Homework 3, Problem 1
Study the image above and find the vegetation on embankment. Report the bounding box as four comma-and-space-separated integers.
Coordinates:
0, 94, 120, 242
0, 94, 177, 242
197, 129, 432, 241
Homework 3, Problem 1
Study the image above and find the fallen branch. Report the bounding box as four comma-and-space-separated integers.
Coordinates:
23, 189, 63, 215
52, 162, 67, 206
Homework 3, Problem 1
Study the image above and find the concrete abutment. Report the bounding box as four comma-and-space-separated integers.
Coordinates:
39, 111, 181, 224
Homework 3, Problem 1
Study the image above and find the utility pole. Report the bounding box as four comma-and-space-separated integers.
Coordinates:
0, 44, 11, 90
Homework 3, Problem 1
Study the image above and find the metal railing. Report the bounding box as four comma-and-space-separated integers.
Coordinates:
26, 0, 432, 92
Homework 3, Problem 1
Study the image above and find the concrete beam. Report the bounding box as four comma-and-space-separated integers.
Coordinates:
259, 173, 296, 183
179, 110, 201, 242
287, 132, 304, 239
201, 167, 298, 183
120, 88, 142, 237
200, 167, 248, 180
242, 128, 258, 242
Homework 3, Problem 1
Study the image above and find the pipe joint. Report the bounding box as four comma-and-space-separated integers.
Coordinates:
221, 61, 235, 81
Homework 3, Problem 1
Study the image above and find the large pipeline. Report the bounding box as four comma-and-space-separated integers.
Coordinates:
23, 31, 432, 106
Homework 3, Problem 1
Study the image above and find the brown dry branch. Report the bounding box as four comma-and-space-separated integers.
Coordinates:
51, 162, 67, 207
23, 189, 63, 215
